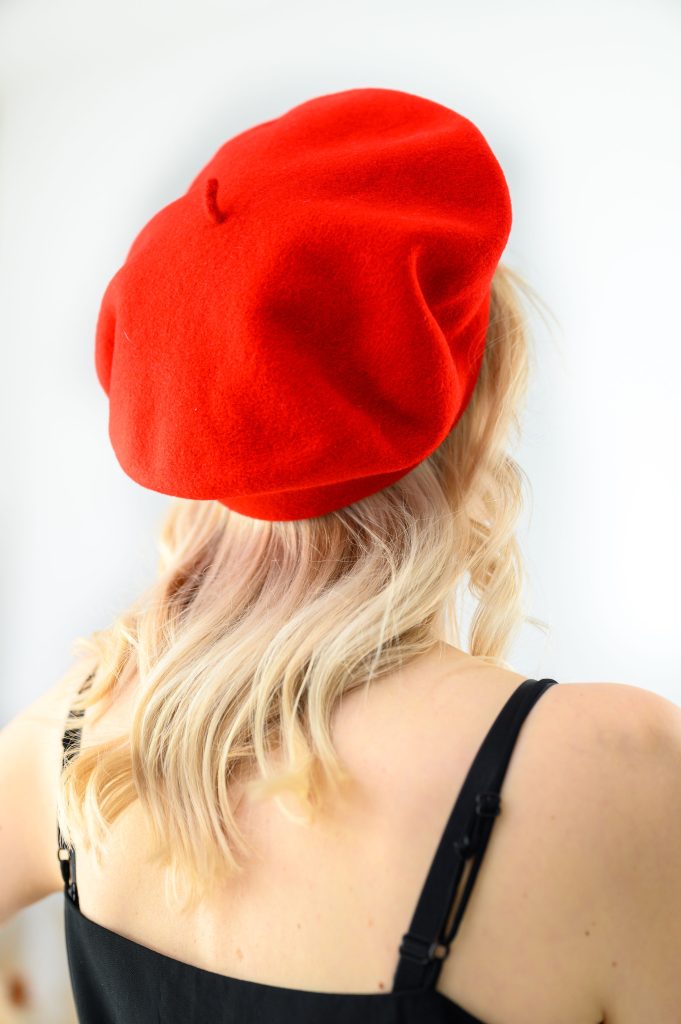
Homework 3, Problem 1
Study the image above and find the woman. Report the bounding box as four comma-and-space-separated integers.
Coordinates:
1, 86, 680, 1024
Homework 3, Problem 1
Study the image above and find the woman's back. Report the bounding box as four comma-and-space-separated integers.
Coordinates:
61, 645, 680, 1023
31, 85, 679, 1023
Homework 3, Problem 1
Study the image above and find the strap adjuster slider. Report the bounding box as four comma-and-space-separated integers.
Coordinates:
399, 931, 450, 966
475, 790, 501, 817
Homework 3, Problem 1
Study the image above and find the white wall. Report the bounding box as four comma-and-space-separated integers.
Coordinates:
0, 0, 679, 1013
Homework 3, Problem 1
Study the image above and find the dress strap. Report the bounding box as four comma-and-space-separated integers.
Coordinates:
57, 669, 97, 908
392, 676, 559, 993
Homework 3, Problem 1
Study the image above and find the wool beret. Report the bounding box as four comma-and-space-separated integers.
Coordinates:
94, 86, 512, 521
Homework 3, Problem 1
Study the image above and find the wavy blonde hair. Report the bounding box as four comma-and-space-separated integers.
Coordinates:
57, 261, 554, 914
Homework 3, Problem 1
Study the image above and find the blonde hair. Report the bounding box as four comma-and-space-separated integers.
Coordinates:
57, 262, 554, 914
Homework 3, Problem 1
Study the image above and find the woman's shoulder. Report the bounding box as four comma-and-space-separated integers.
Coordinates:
423, 670, 681, 1022
549, 678, 681, 1021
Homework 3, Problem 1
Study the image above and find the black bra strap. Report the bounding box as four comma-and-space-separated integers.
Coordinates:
57, 670, 97, 907
392, 677, 559, 993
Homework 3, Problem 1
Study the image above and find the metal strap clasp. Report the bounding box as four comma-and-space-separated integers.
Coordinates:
57, 847, 71, 887
399, 931, 450, 966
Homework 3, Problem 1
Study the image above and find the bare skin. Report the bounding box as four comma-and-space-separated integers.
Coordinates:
52, 643, 611, 1023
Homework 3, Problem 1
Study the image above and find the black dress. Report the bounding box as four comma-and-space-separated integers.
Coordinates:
58, 672, 559, 1023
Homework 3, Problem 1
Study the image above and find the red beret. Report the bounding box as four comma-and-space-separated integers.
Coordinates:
94, 87, 512, 521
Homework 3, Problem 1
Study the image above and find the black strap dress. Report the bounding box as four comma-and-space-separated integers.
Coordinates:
58, 672, 558, 1022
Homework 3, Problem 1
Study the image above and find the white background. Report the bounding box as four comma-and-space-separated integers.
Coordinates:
1, 0, 679, 1016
